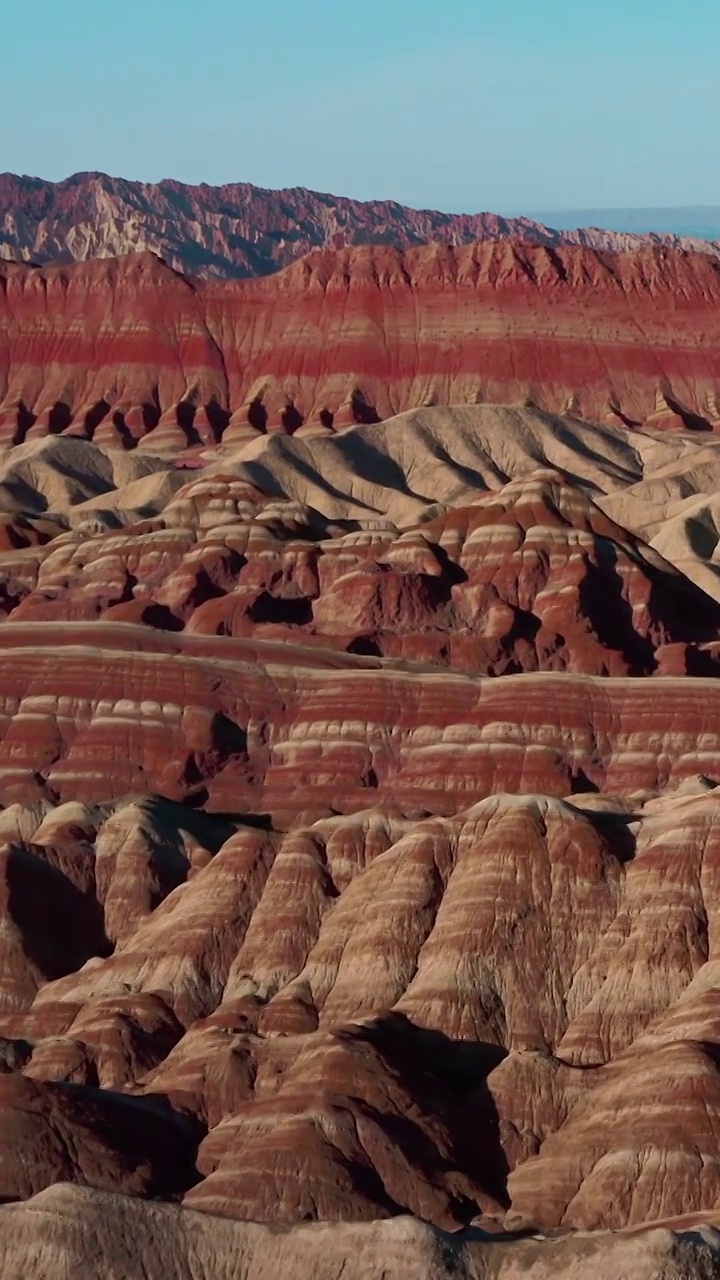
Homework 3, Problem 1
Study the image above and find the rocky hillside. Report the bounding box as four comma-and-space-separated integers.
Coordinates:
2, 242, 720, 446
0, 405, 719, 1273
0, 408, 720, 1257
1, 171, 717, 280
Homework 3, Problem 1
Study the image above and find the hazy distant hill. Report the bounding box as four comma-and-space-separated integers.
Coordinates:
528, 206, 720, 241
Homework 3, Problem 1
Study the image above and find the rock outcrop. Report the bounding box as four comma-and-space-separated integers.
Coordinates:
1, 624, 720, 810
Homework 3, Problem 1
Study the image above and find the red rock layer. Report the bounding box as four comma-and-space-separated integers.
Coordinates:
0, 387, 720, 1245
0, 481, 719, 1232
0, 621, 718, 812
4, 470, 720, 679
3, 242, 720, 443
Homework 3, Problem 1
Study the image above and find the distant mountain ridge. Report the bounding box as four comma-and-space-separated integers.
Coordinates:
1, 171, 718, 280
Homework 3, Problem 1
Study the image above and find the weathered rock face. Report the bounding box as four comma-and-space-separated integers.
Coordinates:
3, 780, 720, 1236
2, 400, 720, 1269
2, 171, 717, 281
3, 625, 720, 811
0, 1074, 198, 1202
2, 409, 720, 679
3, 1186, 720, 1280
3, 242, 720, 442
5, 464, 720, 678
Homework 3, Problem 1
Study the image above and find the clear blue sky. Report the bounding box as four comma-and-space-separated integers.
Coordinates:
3, 0, 718, 212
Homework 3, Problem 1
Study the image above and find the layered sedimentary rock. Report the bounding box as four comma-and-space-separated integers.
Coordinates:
3, 242, 720, 443
3, 780, 720, 1234
1, 402, 720, 1270
2, 624, 720, 811
1, 409, 720, 674
0, 1075, 197, 1202
3, 170, 717, 280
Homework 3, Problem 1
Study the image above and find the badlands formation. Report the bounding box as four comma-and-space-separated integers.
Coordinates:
1, 240, 720, 1275
3, 244, 720, 441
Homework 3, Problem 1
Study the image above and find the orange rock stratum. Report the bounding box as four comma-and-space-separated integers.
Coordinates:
1, 246, 720, 1277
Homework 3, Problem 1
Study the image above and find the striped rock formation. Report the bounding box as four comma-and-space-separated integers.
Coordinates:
3, 243, 720, 445
0, 391, 718, 1274
1, 781, 720, 1234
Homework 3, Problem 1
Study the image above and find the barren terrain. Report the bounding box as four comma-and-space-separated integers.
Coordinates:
0, 409, 719, 1267
0, 238, 720, 1275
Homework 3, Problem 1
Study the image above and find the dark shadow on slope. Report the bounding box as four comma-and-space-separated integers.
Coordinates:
247, 397, 268, 433
13, 402, 36, 446
281, 403, 303, 434
578, 547, 657, 674
686, 648, 720, 676
139, 603, 184, 632
209, 713, 249, 760
577, 809, 637, 864
248, 592, 313, 625
684, 517, 719, 563
568, 766, 599, 794
206, 399, 230, 441
610, 406, 643, 429
84, 398, 111, 439
6, 845, 112, 981
334, 1011, 511, 1214
111, 410, 133, 448
346, 635, 383, 657
185, 568, 228, 608
333, 431, 433, 501
351, 390, 381, 425
142, 401, 161, 431
140, 795, 239, 852
47, 401, 72, 434
0, 1038, 32, 1073
241, 451, 380, 514
663, 395, 713, 432
61, 1084, 203, 1199
645, 559, 720, 646
176, 402, 200, 446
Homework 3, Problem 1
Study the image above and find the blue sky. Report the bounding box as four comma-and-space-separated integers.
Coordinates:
3, 0, 718, 212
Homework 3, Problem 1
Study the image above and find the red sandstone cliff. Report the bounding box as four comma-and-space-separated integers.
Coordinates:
2, 241, 720, 444
2, 171, 715, 281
